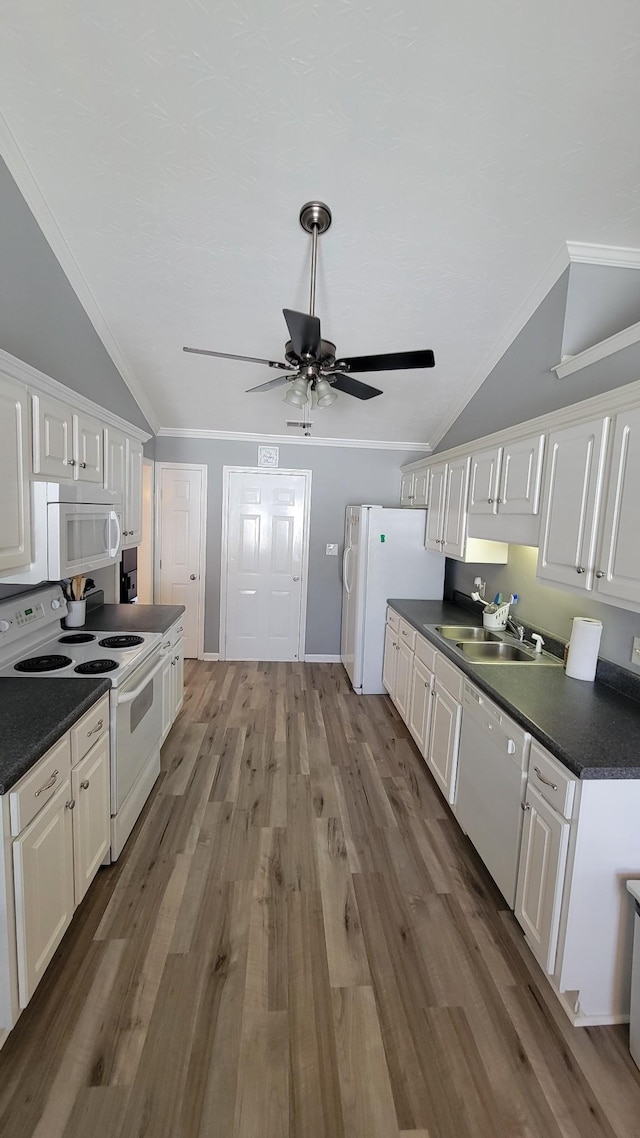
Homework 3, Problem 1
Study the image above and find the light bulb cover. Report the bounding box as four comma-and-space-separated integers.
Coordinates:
284, 376, 310, 406
315, 377, 338, 407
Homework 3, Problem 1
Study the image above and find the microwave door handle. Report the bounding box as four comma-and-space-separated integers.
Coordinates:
117, 654, 165, 703
108, 510, 121, 557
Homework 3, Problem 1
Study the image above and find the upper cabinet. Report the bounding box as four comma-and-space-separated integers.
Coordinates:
467, 433, 545, 546
32, 394, 103, 484
596, 407, 640, 606
400, 468, 429, 507
424, 457, 508, 564
104, 427, 127, 499
123, 437, 143, 547
0, 374, 31, 573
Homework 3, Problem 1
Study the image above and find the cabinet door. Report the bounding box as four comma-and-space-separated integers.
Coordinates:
407, 656, 434, 756
382, 623, 398, 696
413, 468, 429, 507
0, 375, 31, 572
595, 407, 640, 606
31, 392, 74, 479
13, 780, 75, 1007
441, 456, 470, 559
74, 412, 104, 483
515, 785, 570, 975
400, 472, 414, 507
537, 417, 610, 589
71, 735, 111, 905
499, 434, 545, 516
427, 681, 461, 803
172, 638, 185, 719
104, 427, 127, 498
160, 647, 173, 743
425, 463, 446, 551
124, 437, 143, 546
468, 447, 501, 516
393, 639, 413, 721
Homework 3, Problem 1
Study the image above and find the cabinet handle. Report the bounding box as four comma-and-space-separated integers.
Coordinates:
174, 654, 179, 662
176, 626, 184, 633
66, 799, 76, 811
595, 570, 604, 579
496, 498, 504, 504
487, 498, 494, 504
576, 566, 586, 575
79, 461, 87, 469
521, 801, 530, 812
67, 458, 76, 467
164, 640, 171, 649
80, 779, 90, 790
190, 573, 197, 580
533, 765, 558, 791
172, 660, 176, 666
395, 644, 400, 651
87, 719, 104, 737
34, 769, 59, 798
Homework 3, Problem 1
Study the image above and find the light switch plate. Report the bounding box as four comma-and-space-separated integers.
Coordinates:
632, 637, 640, 665
326, 543, 338, 556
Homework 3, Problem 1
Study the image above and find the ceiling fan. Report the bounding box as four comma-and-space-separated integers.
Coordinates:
183, 201, 435, 408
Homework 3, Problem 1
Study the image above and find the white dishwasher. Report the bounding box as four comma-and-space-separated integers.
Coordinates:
454, 681, 530, 908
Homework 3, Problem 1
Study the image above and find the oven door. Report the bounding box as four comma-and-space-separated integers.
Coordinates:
112, 650, 164, 812
47, 502, 122, 577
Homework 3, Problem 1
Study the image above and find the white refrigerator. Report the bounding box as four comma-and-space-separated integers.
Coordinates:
340, 506, 445, 695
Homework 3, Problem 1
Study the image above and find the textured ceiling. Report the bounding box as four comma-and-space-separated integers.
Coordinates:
1, 0, 640, 444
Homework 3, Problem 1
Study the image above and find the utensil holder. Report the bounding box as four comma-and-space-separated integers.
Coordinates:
64, 600, 86, 628
482, 602, 510, 630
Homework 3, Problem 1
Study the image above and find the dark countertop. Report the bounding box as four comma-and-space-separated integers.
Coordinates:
82, 603, 185, 635
388, 598, 640, 780
0, 678, 111, 794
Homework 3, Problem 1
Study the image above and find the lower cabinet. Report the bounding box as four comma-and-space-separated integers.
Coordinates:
407, 656, 434, 754
515, 783, 571, 975
426, 680, 462, 804
160, 617, 186, 744
71, 734, 111, 905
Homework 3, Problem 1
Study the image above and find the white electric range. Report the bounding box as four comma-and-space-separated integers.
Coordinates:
0, 585, 165, 859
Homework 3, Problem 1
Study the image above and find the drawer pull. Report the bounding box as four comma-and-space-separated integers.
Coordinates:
66, 799, 76, 811
522, 801, 530, 811
79, 461, 87, 468
80, 779, 90, 790
576, 566, 586, 575
176, 626, 184, 633
87, 719, 104, 737
595, 570, 605, 579
534, 765, 558, 791
34, 770, 59, 798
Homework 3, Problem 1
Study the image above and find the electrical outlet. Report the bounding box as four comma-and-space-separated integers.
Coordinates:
326, 543, 338, 556
632, 637, 640, 665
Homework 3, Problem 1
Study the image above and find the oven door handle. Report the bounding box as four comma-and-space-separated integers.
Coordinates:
108, 510, 122, 558
117, 654, 165, 703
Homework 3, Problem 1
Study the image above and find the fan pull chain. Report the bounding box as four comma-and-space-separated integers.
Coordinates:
309, 223, 318, 317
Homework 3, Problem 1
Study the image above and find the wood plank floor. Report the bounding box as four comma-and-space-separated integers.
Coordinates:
1, 660, 640, 1137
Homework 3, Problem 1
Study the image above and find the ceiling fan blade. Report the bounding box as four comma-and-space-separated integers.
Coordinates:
183, 346, 290, 370
330, 373, 383, 400
283, 309, 321, 361
246, 374, 294, 393
335, 349, 435, 373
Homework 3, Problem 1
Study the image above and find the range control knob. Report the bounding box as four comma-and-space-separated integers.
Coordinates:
51, 598, 62, 610
0, 619, 10, 633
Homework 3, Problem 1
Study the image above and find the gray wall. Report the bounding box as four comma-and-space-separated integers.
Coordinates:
445, 546, 640, 673
0, 157, 152, 434
155, 437, 426, 655
437, 267, 640, 451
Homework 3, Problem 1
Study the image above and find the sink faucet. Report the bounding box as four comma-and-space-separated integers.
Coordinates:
505, 616, 525, 641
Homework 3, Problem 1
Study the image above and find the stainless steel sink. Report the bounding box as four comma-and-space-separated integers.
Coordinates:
434, 625, 501, 642
454, 641, 560, 664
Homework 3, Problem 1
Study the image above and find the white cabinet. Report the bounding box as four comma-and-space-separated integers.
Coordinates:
394, 639, 413, 721
424, 457, 508, 564
515, 783, 571, 975
382, 621, 399, 697
71, 734, 110, 905
400, 468, 429, 507
407, 655, 434, 755
594, 406, 640, 607
427, 679, 462, 804
382, 618, 413, 717
32, 393, 104, 483
160, 618, 186, 743
123, 437, 143, 547
0, 374, 31, 573
104, 427, 127, 499
425, 463, 447, 551
469, 434, 545, 517
537, 416, 610, 591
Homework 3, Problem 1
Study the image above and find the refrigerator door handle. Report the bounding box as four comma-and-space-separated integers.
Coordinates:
343, 545, 352, 594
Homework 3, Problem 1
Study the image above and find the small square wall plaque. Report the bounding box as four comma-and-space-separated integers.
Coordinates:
258, 445, 279, 468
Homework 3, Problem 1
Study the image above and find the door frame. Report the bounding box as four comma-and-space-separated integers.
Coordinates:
219, 466, 312, 662
154, 462, 208, 661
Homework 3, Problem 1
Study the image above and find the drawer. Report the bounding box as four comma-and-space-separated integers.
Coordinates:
415, 634, 437, 671
528, 741, 576, 819
434, 653, 464, 702
70, 695, 110, 765
10, 734, 72, 837
398, 619, 416, 651
386, 608, 400, 632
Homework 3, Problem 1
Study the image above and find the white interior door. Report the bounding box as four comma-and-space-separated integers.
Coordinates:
156, 464, 206, 659
222, 468, 310, 661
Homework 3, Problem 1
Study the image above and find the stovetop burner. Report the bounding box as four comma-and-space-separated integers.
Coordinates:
58, 633, 97, 644
74, 659, 119, 675
98, 635, 145, 649
14, 654, 73, 673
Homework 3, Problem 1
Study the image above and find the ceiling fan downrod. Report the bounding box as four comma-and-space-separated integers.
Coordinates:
299, 201, 332, 319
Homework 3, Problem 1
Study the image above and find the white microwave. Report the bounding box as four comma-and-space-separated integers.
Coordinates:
3, 482, 122, 584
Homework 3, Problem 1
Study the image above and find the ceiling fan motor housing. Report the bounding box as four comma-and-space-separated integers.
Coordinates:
285, 339, 336, 368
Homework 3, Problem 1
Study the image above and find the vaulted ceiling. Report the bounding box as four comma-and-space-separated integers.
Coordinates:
1, 1, 639, 445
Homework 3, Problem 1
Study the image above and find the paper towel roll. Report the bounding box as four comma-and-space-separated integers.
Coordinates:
565, 617, 602, 681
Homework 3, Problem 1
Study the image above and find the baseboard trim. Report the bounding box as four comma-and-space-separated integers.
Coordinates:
304, 654, 342, 663
202, 652, 220, 661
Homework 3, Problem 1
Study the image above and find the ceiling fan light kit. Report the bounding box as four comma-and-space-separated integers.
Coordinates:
183, 201, 435, 419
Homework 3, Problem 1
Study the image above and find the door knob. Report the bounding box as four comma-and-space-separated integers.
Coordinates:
190, 574, 197, 580
292, 575, 300, 581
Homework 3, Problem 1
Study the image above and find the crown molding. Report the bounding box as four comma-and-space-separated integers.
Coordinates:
565, 241, 640, 269
0, 347, 151, 442
553, 319, 640, 379
156, 427, 432, 452
429, 243, 572, 449
0, 113, 160, 434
